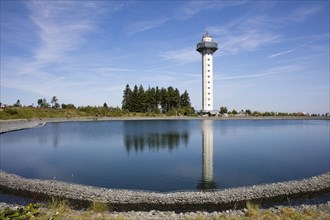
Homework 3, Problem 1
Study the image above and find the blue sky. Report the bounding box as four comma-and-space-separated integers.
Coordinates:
1, 0, 329, 114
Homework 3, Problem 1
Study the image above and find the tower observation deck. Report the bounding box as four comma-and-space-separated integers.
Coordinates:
196, 31, 218, 113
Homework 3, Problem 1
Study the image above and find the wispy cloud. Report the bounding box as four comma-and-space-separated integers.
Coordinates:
126, 17, 169, 35
220, 30, 281, 55
290, 5, 323, 22
175, 1, 247, 20
1, 1, 129, 105
94, 67, 135, 73
208, 19, 281, 55
160, 47, 200, 63
215, 65, 300, 80
208, 4, 325, 56
268, 49, 295, 58
241, 5, 324, 28
26, 1, 103, 65
268, 40, 318, 58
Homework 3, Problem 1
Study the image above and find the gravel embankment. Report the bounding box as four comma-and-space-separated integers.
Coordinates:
0, 171, 329, 212
1, 115, 329, 134
0, 119, 46, 134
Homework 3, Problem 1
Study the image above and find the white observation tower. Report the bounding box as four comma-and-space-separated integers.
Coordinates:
197, 30, 218, 114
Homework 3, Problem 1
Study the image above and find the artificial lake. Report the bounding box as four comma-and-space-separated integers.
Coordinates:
1, 119, 329, 192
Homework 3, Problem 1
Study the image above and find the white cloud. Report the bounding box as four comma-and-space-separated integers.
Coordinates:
268, 39, 322, 59
207, 3, 325, 57
221, 30, 281, 55
291, 5, 323, 22
94, 67, 135, 73
199, 10, 283, 55
215, 65, 300, 81
126, 17, 169, 35
175, 1, 247, 20
26, 1, 99, 65
268, 49, 295, 58
160, 47, 200, 63
1, 1, 130, 106
229, 4, 323, 30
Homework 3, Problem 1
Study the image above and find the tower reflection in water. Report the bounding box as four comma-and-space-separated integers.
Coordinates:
197, 120, 218, 190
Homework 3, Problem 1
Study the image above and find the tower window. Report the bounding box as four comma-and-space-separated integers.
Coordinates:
208, 93, 210, 95
208, 87, 210, 89
208, 64, 210, 66
208, 75, 210, 78
208, 98, 210, 100
208, 59, 210, 61
208, 70, 210, 72
208, 104, 210, 106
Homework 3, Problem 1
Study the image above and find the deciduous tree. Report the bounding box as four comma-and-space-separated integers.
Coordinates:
51, 96, 59, 108
37, 98, 49, 108
14, 99, 21, 107
220, 106, 228, 114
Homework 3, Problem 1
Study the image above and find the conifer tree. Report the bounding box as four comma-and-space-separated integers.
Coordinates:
174, 88, 180, 109
138, 85, 147, 112
121, 84, 193, 114
130, 85, 140, 112
159, 87, 168, 112
180, 90, 191, 108
122, 84, 132, 111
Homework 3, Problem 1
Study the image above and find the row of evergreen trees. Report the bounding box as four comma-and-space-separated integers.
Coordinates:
122, 84, 194, 114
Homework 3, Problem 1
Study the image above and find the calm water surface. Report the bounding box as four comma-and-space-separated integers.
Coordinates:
1, 120, 329, 192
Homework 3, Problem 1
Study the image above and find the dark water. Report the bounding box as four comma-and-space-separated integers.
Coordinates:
1, 120, 329, 192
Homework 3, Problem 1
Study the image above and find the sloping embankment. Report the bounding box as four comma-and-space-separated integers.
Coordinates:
0, 120, 46, 134
0, 172, 329, 211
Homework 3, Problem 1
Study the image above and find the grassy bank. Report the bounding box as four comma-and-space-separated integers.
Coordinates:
1, 201, 329, 220
1, 107, 328, 121
0, 107, 172, 120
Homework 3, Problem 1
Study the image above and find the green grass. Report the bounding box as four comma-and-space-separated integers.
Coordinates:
245, 201, 260, 217
0, 107, 83, 120
1, 201, 329, 220
0, 107, 129, 120
0, 203, 40, 220
1, 106, 323, 121
91, 201, 109, 213
0, 107, 173, 120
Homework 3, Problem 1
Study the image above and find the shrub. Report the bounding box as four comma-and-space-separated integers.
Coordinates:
4, 108, 19, 115
0, 203, 40, 219
91, 201, 109, 212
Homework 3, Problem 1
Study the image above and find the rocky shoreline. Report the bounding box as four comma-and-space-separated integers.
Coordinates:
1, 116, 329, 134
0, 171, 329, 212
0, 119, 46, 134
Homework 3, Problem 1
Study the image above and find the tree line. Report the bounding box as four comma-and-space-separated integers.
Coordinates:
218, 106, 323, 117
3, 97, 328, 117
122, 84, 194, 115
36, 97, 76, 109
2, 97, 77, 109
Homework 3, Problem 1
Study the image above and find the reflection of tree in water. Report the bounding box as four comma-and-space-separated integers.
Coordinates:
125, 132, 189, 153
123, 120, 190, 153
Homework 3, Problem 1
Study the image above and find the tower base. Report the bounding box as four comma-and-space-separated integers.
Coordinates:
197, 110, 219, 117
